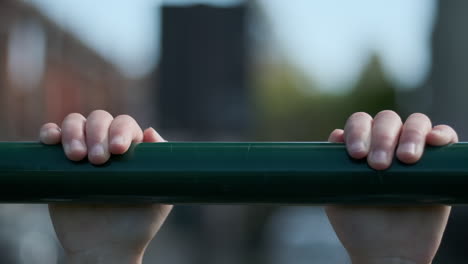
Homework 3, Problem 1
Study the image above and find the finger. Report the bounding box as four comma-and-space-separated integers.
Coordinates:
85, 110, 114, 165
344, 112, 373, 159
61, 113, 87, 161
39, 123, 61, 145
143, 127, 166, 143
396, 113, 432, 164
368, 110, 403, 170
427, 125, 459, 146
328, 129, 344, 143
108, 115, 144, 154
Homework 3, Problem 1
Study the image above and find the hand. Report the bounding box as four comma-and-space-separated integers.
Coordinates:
325, 111, 458, 264
40, 110, 172, 264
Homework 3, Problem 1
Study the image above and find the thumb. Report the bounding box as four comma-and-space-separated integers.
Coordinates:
143, 127, 166, 143
328, 129, 345, 143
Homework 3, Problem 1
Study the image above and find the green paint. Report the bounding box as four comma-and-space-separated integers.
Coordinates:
0, 142, 466, 204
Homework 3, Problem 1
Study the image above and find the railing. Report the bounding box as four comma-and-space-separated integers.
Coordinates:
0, 142, 467, 204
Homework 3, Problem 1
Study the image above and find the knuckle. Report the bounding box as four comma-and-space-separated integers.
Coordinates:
434, 124, 451, 131
377, 109, 397, 116
41, 122, 57, 129
348, 124, 367, 134
403, 127, 425, 139
349, 112, 372, 121
62, 113, 86, 127
376, 109, 397, 117
376, 110, 402, 124
114, 114, 135, 123
374, 134, 395, 149
408, 112, 430, 122
64, 113, 85, 122
89, 109, 112, 119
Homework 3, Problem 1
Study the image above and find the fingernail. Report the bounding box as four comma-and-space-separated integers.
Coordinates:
349, 142, 366, 154
70, 139, 86, 152
39, 129, 48, 140
111, 136, 125, 146
90, 144, 105, 157
399, 143, 416, 155
63, 143, 71, 154
369, 150, 388, 165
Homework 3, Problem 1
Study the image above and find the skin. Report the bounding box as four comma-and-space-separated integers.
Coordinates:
40, 110, 457, 264
40, 110, 172, 264
326, 110, 458, 264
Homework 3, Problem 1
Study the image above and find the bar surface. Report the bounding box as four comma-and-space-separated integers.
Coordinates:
0, 142, 467, 204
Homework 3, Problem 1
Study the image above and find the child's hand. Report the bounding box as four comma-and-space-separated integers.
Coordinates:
326, 111, 458, 264
40, 110, 172, 264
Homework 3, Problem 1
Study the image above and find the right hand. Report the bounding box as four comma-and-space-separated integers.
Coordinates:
40, 110, 172, 264
326, 111, 457, 264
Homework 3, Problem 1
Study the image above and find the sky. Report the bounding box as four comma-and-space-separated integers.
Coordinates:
26, 0, 437, 92
258, 0, 437, 92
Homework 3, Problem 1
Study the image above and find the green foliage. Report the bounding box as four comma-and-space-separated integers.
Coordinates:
254, 54, 397, 141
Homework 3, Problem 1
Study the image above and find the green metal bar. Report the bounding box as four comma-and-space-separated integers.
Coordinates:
0, 142, 467, 204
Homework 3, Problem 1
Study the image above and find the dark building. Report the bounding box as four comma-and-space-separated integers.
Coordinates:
158, 5, 250, 140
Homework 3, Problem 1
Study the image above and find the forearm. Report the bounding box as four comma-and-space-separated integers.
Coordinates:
66, 250, 143, 264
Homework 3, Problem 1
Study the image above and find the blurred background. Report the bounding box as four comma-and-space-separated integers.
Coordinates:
0, 0, 467, 263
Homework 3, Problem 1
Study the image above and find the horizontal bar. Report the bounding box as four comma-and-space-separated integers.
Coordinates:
0, 142, 467, 204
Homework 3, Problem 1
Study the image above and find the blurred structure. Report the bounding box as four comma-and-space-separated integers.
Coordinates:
429, 1, 468, 137
158, 5, 250, 140
395, 1, 468, 263
0, 0, 132, 141
155, 5, 264, 264
265, 207, 349, 264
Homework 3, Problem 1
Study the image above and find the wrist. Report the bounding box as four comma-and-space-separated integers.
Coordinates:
351, 257, 425, 264
66, 249, 143, 264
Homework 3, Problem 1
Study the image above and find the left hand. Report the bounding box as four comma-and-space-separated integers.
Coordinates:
325, 111, 458, 264
40, 111, 172, 264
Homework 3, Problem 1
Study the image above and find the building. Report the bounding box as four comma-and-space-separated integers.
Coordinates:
0, 0, 131, 140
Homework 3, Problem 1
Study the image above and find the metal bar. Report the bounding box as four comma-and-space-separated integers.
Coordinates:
0, 142, 467, 204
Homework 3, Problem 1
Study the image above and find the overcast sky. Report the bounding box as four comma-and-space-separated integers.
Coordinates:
27, 0, 436, 92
